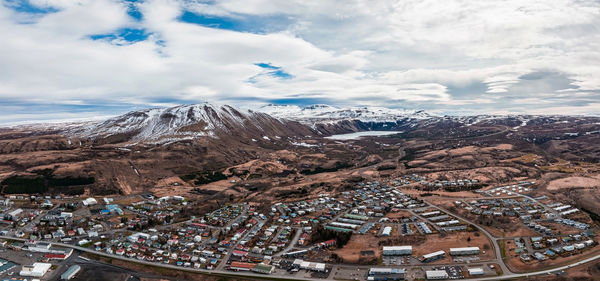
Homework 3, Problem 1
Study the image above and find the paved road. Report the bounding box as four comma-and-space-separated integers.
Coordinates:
422, 198, 513, 275
215, 216, 265, 271
2, 235, 600, 281
274, 227, 303, 257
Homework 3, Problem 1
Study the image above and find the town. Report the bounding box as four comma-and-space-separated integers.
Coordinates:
0, 175, 597, 281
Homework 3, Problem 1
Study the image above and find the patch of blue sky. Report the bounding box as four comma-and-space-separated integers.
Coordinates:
254, 63, 293, 79
255, 62, 279, 70
89, 28, 150, 45
264, 97, 335, 107
123, 0, 143, 21
0, 100, 147, 124
178, 9, 291, 33
3, 0, 58, 14
2, 100, 137, 113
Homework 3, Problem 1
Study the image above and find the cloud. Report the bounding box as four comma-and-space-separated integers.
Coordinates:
0, 0, 599, 123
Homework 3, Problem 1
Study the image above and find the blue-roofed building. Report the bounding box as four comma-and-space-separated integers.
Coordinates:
0, 259, 16, 274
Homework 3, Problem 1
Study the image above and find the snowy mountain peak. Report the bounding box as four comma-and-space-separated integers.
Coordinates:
73, 103, 270, 141
259, 103, 433, 124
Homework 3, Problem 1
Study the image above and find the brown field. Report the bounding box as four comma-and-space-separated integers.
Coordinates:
547, 176, 600, 191
334, 230, 495, 265
501, 153, 541, 164
333, 234, 381, 263
412, 231, 495, 263
480, 143, 513, 152
385, 210, 414, 220
447, 146, 478, 156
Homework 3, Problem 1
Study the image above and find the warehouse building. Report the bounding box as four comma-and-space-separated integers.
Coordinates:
324, 226, 353, 232
338, 218, 364, 225
421, 211, 440, 217
449, 247, 480, 256
229, 262, 255, 271
329, 221, 358, 229
293, 259, 327, 272
20, 262, 52, 277
435, 220, 459, 226
381, 226, 392, 236
422, 250, 445, 262
283, 249, 307, 257
0, 259, 16, 275
252, 263, 274, 274
426, 270, 449, 280
383, 246, 412, 256
61, 265, 81, 280
368, 268, 405, 280
468, 267, 484, 276
344, 213, 369, 221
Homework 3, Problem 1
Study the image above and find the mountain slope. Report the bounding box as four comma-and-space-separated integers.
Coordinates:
71, 103, 315, 143
260, 104, 432, 123
259, 104, 434, 134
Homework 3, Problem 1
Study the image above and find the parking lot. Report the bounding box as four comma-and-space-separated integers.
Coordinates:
431, 265, 464, 279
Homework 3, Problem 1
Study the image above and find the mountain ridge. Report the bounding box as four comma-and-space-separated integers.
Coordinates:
5, 103, 600, 144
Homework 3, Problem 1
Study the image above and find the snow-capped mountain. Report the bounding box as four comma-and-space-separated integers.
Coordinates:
259, 104, 433, 124
71, 103, 313, 142
257, 104, 436, 134
59, 103, 593, 144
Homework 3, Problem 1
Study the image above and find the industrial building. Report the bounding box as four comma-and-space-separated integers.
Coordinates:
435, 220, 459, 226
381, 226, 392, 236
20, 262, 52, 277
467, 268, 484, 276
229, 262, 255, 271
416, 222, 432, 234
283, 249, 307, 257
61, 265, 81, 280
293, 259, 326, 272
426, 270, 449, 280
252, 263, 274, 274
449, 247, 480, 256
382, 246, 412, 256
368, 268, 405, 280
422, 250, 445, 262
329, 221, 359, 229
344, 213, 369, 221
421, 211, 440, 217
0, 259, 16, 275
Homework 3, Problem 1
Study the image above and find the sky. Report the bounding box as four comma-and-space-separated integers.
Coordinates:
1, 0, 600, 124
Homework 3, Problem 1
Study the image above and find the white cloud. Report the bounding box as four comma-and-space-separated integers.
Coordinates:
0, 0, 599, 121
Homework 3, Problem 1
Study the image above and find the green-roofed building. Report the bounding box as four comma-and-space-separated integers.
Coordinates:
252, 263, 274, 274
325, 226, 353, 232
